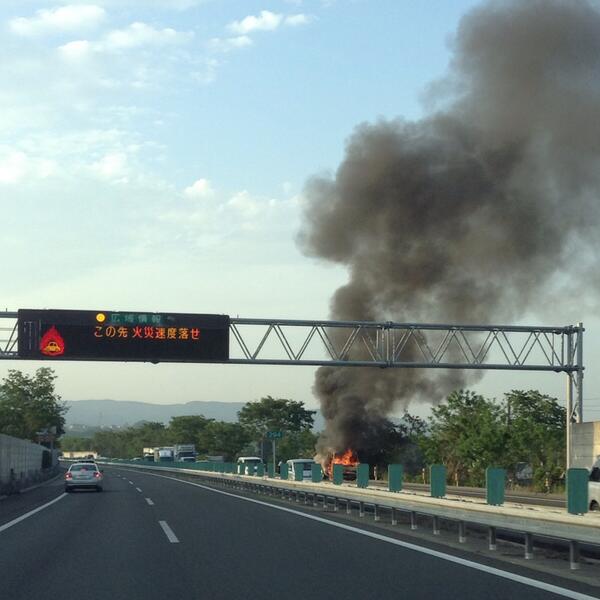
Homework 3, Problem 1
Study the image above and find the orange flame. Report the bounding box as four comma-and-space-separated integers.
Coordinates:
40, 326, 65, 357
324, 448, 359, 478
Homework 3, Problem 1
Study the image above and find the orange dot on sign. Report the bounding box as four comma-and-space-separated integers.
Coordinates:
96, 313, 106, 323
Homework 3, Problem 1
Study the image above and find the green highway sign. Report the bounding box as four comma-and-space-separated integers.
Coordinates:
266, 431, 283, 439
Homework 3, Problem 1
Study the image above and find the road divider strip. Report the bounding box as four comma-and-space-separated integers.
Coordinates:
159, 520, 179, 543
129, 469, 598, 600
0, 493, 68, 534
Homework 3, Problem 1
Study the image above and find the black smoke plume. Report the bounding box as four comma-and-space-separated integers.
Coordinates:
298, 0, 600, 459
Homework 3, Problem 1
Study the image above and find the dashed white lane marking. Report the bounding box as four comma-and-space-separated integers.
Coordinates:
128, 481, 134, 485
0, 494, 68, 534
136, 487, 142, 493
159, 520, 179, 543
145, 498, 154, 506
128, 469, 598, 600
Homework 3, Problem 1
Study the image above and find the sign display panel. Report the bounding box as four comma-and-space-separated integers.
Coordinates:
18, 309, 229, 363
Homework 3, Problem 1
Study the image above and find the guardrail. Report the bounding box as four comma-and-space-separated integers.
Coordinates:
104, 459, 599, 571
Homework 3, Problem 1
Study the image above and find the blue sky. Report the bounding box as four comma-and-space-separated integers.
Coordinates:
1, 0, 598, 418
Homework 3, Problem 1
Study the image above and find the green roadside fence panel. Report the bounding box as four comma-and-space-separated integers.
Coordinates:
312, 463, 323, 483
388, 464, 403, 492
333, 464, 344, 485
357, 464, 369, 488
256, 463, 265, 477
567, 468, 589, 515
430, 464, 446, 498
486, 467, 505, 505
295, 465, 303, 481
280, 463, 289, 480
268, 462, 275, 478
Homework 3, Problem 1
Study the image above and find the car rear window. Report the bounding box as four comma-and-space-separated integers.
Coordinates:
70, 464, 98, 471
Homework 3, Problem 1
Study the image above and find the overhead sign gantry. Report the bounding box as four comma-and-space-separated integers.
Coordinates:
0, 308, 584, 465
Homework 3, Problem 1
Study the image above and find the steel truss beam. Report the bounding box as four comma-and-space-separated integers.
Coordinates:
0, 311, 585, 423
1, 312, 583, 372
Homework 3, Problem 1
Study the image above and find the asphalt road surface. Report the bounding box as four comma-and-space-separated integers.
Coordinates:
0, 467, 595, 600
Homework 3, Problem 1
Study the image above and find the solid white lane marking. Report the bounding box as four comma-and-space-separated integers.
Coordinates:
125, 469, 598, 600
0, 493, 68, 534
159, 520, 179, 543
145, 498, 154, 506
136, 487, 142, 493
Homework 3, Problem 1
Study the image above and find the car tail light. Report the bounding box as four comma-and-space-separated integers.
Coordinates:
65, 472, 72, 479
94, 472, 101, 478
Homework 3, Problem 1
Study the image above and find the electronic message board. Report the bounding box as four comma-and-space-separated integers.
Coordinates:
18, 309, 229, 363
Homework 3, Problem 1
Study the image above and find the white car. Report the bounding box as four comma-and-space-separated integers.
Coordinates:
65, 462, 104, 492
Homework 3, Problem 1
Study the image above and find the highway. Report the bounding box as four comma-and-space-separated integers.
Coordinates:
0, 466, 597, 600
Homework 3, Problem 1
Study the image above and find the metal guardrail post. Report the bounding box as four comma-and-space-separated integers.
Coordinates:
488, 526, 497, 550
567, 468, 589, 515
312, 463, 323, 483
333, 464, 343, 485
374, 504, 380, 522
280, 463, 289, 480
570, 541, 580, 570
357, 464, 369, 489
458, 521, 467, 543
359, 501, 365, 517
486, 467, 505, 506
391, 507, 397, 525
433, 516, 441, 535
410, 511, 418, 530
525, 532, 534, 559
430, 465, 446, 498
388, 464, 403, 492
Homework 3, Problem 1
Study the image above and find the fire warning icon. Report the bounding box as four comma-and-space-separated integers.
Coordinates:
39, 326, 65, 357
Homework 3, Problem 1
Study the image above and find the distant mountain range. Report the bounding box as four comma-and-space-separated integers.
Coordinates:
64, 399, 325, 431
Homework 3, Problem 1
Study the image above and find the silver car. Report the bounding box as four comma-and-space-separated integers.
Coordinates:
65, 463, 104, 492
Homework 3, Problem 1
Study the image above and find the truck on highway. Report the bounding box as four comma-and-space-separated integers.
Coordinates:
142, 447, 155, 462
237, 456, 263, 474
154, 447, 174, 462
174, 444, 196, 463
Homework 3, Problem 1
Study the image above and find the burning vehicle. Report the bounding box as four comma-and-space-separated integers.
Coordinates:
321, 449, 359, 481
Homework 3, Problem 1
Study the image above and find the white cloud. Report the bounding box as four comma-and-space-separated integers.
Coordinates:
10, 5, 106, 36
285, 14, 311, 26
228, 11, 311, 35
184, 178, 214, 199
227, 190, 266, 219
91, 152, 128, 180
0, 150, 58, 184
0, 151, 28, 184
228, 11, 283, 35
58, 39, 92, 61
208, 35, 253, 53
104, 22, 193, 51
